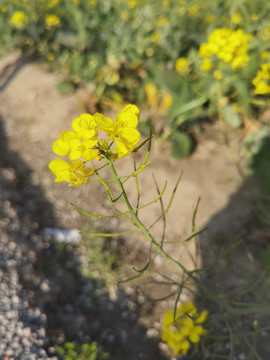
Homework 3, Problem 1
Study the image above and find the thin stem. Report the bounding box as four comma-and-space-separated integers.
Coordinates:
105, 155, 221, 304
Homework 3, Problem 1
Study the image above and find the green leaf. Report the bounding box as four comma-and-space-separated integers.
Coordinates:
262, 249, 270, 272
57, 82, 75, 95
221, 105, 242, 128
168, 95, 208, 125
170, 131, 192, 159
245, 127, 270, 195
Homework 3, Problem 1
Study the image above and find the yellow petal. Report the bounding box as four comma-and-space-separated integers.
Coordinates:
94, 113, 114, 129
118, 127, 140, 144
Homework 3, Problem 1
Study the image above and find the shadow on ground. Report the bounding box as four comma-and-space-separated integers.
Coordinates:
197, 177, 270, 359
0, 115, 167, 360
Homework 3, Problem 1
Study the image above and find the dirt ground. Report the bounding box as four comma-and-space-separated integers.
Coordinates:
1, 52, 270, 359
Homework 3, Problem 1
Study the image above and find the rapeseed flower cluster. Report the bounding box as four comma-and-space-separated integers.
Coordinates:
45, 14, 60, 27
10, 11, 28, 28
161, 302, 207, 356
199, 28, 252, 70
49, 105, 140, 186
175, 57, 189, 75
252, 63, 270, 95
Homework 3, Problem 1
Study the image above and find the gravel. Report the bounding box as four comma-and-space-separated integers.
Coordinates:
0, 121, 56, 359
0, 206, 51, 359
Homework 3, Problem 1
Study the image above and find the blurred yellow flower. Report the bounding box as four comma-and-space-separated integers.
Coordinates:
252, 63, 270, 95
48, 0, 59, 8
175, 57, 189, 74
160, 92, 173, 111
162, 302, 207, 356
106, 70, 120, 86
213, 70, 222, 80
154, 17, 169, 27
199, 28, 252, 69
121, 11, 130, 21
151, 31, 161, 43
200, 58, 213, 70
89, 0, 96, 6
37, 44, 45, 53
0, 6, 8, 12
188, 5, 198, 15
251, 14, 258, 21
263, 27, 270, 36
45, 14, 61, 27
231, 12, 242, 24
46, 52, 55, 61
128, 0, 138, 9
261, 51, 269, 60
10, 11, 28, 28
205, 14, 215, 24
145, 83, 159, 107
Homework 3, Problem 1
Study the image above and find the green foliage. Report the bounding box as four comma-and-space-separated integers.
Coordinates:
57, 341, 109, 360
170, 131, 192, 159
244, 126, 270, 196
2, 0, 269, 158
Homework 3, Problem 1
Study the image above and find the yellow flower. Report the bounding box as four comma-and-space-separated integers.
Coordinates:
261, 51, 269, 60
253, 81, 270, 95
69, 138, 99, 161
49, 159, 94, 186
89, 0, 96, 6
175, 57, 189, 74
162, 302, 207, 356
200, 58, 213, 70
205, 14, 215, 24
10, 11, 28, 28
188, 5, 198, 16
160, 92, 173, 111
48, 0, 59, 8
50, 104, 141, 174
154, 16, 169, 27
213, 70, 222, 80
95, 104, 140, 158
199, 28, 251, 70
128, 0, 138, 9
72, 113, 98, 140
45, 14, 60, 27
121, 11, 130, 22
251, 14, 258, 21
0, 6, 8, 13
151, 31, 161, 43
231, 12, 242, 24
145, 83, 159, 107
46, 52, 55, 61
252, 63, 270, 95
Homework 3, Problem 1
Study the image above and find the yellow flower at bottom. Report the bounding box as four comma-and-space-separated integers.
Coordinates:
48, 159, 94, 186
161, 302, 207, 356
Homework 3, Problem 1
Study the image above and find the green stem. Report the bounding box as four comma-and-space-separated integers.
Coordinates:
105, 155, 216, 301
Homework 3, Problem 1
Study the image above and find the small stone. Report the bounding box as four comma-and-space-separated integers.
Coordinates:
146, 328, 159, 338
40, 280, 50, 293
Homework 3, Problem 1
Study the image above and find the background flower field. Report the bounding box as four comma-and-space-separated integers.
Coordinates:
0, 0, 270, 359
